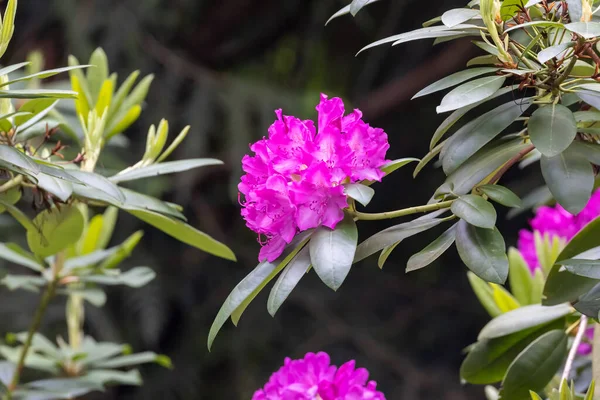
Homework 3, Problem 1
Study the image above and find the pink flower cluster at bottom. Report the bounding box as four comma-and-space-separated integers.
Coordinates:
517, 189, 600, 355
252, 352, 386, 400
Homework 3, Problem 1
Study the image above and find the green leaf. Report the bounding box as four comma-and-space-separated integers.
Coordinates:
565, 22, 600, 39
68, 170, 125, 203
441, 8, 480, 27
406, 223, 456, 272
468, 271, 503, 317
442, 138, 531, 195
58, 288, 106, 307
81, 266, 156, 288
380, 157, 420, 176
309, 213, 358, 291
508, 248, 535, 305
537, 42, 575, 63
2, 66, 89, 88
108, 70, 140, 119
451, 195, 497, 229
2, 275, 46, 291
120, 188, 184, 220
413, 141, 443, 178
437, 76, 506, 113
478, 304, 572, 340
0, 89, 78, 99
35, 173, 73, 202
455, 220, 508, 284
0, 243, 44, 272
585, 381, 596, 400
461, 324, 557, 384
413, 67, 498, 99
27, 206, 85, 258
503, 20, 564, 33
127, 209, 236, 261
350, 0, 370, 16
501, 330, 568, 400
354, 215, 446, 263
569, 141, 600, 165
541, 147, 594, 215
429, 86, 515, 150
83, 370, 141, 386
15, 99, 58, 127
529, 104, 577, 157
0, 200, 36, 231
343, 183, 375, 207
325, 0, 381, 25
573, 283, 600, 317
267, 246, 311, 316
63, 248, 118, 271
207, 237, 308, 350
556, 258, 600, 279
0, 145, 40, 175
98, 230, 143, 270
500, 0, 525, 21
109, 159, 223, 183
0, 0, 17, 58
0, 185, 21, 212
93, 352, 169, 369
492, 284, 520, 313
87, 48, 109, 103
478, 185, 522, 208
22, 377, 104, 397
357, 25, 479, 54
0, 361, 15, 387
441, 98, 532, 174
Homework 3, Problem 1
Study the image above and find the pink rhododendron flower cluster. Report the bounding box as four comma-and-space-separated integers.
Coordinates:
239, 94, 389, 262
517, 189, 600, 355
252, 352, 386, 400
517, 189, 600, 272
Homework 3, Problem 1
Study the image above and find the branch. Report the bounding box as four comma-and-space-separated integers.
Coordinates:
352, 200, 454, 221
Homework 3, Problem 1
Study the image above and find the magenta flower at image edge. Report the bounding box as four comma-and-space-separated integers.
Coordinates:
517, 189, 600, 355
238, 93, 390, 263
252, 352, 386, 400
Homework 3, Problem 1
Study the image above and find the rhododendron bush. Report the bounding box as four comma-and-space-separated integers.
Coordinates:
206, 0, 600, 398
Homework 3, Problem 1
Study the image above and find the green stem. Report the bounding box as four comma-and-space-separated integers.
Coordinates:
353, 200, 454, 221
554, 55, 578, 88
0, 175, 22, 194
7, 253, 64, 396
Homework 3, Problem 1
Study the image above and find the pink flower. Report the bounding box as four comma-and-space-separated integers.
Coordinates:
252, 352, 386, 400
516, 189, 600, 355
239, 94, 390, 262
517, 189, 600, 272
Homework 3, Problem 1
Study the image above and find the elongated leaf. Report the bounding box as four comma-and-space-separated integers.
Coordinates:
557, 258, 600, 278
455, 220, 508, 284
573, 283, 600, 318
0, 145, 40, 175
406, 223, 456, 272
441, 8, 480, 27
358, 25, 479, 54
81, 267, 156, 288
570, 141, 600, 165
478, 185, 522, 208
120, 188, 184, 220
468, 271, 502, 317
343, 183, 375, 207
0, 243, 44, 272
461, 324, 558, 385
35, 173, 73, 202
451, 195, 497, 229
355, 216, 446, 263
127, 209, 235, 261
109, 159, 223, 183
430, 86, 515, 150
68, 170, 124, 203
508, 248, 535, 305
529, 104, 577, 157
93, 352, 166, 369
310, 214, 358, 291
413, 67, 498, 99
500, 330, 568, 400
500, 0, 525, 21
0, 89, 78, 99
541, 147, 594, 214
503, 20, 564, 33
1, 66, 90, 88
441, 98, 532, 174
83, 370, 142, 386
537, 43, 574, 64
325, 0, 381, 25
437, 76, 506, 113
413, 141, 443, 177
27, 206, 85, 258
207, 238, 308, 349
478, 304, 572, 339
380, 157, 419, 175
566, 22, 600, 39
350, 0, 370, 16
267, 247, 311, 316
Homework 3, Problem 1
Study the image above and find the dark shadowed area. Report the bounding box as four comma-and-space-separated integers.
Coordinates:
0, 0, 543, 398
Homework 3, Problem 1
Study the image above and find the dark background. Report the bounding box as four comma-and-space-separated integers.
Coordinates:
0, 0, 543, 398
